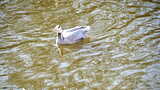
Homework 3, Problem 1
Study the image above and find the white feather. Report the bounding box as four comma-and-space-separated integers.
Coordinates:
54, 25, 90, 45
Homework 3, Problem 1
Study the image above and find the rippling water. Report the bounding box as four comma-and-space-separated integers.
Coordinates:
0, 0, 160, 89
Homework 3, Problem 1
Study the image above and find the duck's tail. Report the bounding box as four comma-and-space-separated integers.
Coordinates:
83, 26, 91, 32
86, 26, 91, 31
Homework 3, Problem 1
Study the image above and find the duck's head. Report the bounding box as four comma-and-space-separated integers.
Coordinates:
53, 25, 63, 33
54, 25, 64, 40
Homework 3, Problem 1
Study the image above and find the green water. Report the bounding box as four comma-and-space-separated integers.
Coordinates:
0, 0, 160, 89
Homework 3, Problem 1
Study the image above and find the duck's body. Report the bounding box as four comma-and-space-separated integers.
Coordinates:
54, 25, 90, 45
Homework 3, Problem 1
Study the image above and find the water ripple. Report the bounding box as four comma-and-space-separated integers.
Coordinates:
0, 0, 160, 89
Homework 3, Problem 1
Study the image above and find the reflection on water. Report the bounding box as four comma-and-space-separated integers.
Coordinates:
0, 0, 160, 89
57, 37, 91, 56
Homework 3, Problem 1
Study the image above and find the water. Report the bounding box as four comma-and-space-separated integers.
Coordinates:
0, 0, 160, 89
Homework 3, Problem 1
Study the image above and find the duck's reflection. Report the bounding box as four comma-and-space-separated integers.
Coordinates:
56, 37, 90, 56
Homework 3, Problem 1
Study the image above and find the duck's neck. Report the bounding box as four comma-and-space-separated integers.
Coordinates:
58, 33, 61, 37
58, 33, 64, 40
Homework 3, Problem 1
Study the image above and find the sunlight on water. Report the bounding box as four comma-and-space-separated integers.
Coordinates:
0, 0, 160, 89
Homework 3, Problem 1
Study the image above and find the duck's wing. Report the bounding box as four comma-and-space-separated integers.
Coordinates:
65, 26, 90, 32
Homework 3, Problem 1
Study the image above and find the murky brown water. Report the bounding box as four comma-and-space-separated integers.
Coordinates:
0, 0, 160, 89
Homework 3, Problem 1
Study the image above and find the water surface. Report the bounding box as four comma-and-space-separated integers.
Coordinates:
0, 0, 160, 89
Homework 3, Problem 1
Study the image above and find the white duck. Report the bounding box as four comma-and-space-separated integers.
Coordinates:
54, 25, 90, 45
